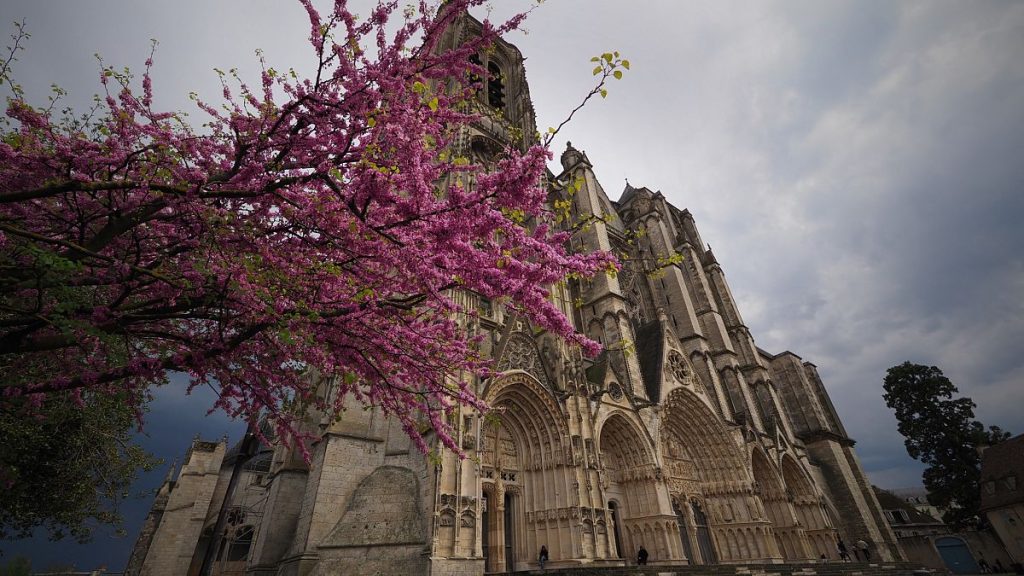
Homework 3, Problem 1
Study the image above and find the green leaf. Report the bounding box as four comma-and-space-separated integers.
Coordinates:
602, 52, 613, 62
622, 59, 630, 70
613, 70, 622, 79
600, 89, 608, 99
427, 97, 439, 111
592, 66, 602, 76
412, 81, 426, 94
590, 56, 600, 62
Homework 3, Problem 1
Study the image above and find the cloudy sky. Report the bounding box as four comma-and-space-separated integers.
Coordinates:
3, 0, 1023, 571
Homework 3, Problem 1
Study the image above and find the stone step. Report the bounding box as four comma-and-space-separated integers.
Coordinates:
520, 561, 928, 576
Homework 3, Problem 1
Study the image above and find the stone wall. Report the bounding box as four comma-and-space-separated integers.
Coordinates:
316, 466, 428, 575
138, 439, 226, 576
245, 469, 307, 575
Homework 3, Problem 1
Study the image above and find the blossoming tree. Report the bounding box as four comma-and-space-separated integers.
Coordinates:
0, 0, 620, 455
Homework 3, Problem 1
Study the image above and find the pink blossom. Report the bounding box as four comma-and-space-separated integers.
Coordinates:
0, 0, 616, 458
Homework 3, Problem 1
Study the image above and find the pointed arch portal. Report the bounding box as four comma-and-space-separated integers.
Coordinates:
781, 455, 836, 559
598, 412, 680, 563
752, 449, 801, 560
659, 388, 776, 563
482, 371, 575, 571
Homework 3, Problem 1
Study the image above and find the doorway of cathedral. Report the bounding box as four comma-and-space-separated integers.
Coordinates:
599, 414, 676, 562
693, 501, 718, 564
482, 372, 579, 570
504, 492, 515, 573
608, 501, 624, 558
481, 490, 519, 573
481, 416, 523, 572
781, 456, 833, 559
752, 449, 801, 559
662, 387, 778, 563
672, 500, 695, 563
482, 493, 491, 572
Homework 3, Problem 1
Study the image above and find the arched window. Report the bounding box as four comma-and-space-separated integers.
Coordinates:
227, 525, 254, 562
470, 135, 503, 166
487, 61, 505, 110
468, 54, 483, 90
467, 55, 506, 111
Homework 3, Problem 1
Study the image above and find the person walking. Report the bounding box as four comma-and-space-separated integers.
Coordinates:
856, 539, 871, 561
637, 545, 649, 565
837, 538, 850, 562
539, 545, 549, 570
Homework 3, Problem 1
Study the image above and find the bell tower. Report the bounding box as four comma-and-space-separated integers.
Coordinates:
435, 10, 539, 154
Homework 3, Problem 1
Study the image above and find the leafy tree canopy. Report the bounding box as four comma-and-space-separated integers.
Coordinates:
0, 390, 159, 542
0, 557, 31, 576
882, 361, 1010, 529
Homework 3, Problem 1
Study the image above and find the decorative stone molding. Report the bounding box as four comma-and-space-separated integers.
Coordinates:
496, 333, 551, 388
668, 350, 694, 386
439, 510, 455, 527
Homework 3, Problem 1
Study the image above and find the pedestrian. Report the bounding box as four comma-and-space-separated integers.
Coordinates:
856, 539, 870, 561
978, 558, 991, 573
637, 545, 649, 565
539, 545, 549, 570
837, 538, 850, 562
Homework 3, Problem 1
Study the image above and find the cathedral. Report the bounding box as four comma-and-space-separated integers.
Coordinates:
127, 11, 902, 576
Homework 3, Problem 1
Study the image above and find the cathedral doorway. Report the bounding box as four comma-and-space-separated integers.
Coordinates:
504, 492, 516, 573
752, 449, 798, 560
598, 413, 678, 563
480, 480, 522, 573
692, 501, 718, 564
482, 493, 490, 571
482, 372, 574, 571
608, 501, 624, 558
781, 456, 834, 559
660, 387, 775, 563
672, 499, 695, 563
481, 424, 522, 573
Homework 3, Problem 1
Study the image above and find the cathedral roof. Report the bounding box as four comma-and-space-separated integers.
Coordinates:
980, 433, 1024, 511
223, 419, 276, 466
619, 182, 638, 204
618, 182, 656, 205
703, 245, 719, 266
585, 351, 609, 386
872, 487, 945, 526
634, 318, 665, 403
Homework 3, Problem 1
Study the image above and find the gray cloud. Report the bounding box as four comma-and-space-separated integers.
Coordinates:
511, 0, 1024, 488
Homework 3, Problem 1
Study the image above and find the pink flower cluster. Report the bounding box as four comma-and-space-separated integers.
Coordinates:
0, 0, 616, 456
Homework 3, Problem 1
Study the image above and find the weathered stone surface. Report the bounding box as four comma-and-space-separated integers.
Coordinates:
321, 465, 425, 547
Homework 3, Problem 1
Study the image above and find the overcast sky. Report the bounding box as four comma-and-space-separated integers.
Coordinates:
3, 0, 1023, 571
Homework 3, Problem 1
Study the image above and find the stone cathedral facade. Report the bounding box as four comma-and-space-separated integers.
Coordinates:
127, 12, 902, 576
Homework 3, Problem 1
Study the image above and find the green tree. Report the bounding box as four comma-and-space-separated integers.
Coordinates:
0, 389, 159, 542
0, 557, 31, 576
882, 362, 1011, 529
